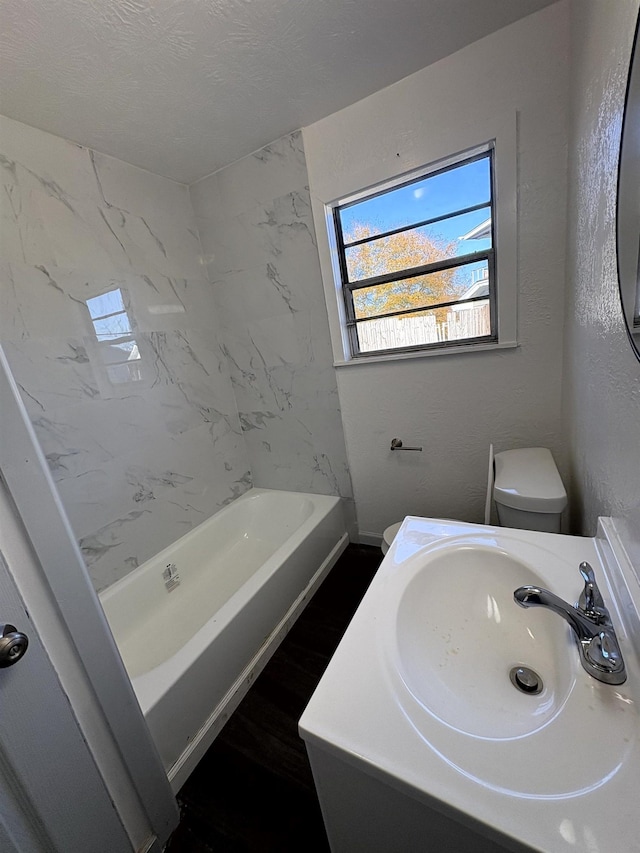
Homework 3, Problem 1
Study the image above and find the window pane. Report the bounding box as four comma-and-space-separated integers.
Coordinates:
92, 312, 132, 341
356, 299, 492, 353
455, 259, 490, 299
86, 288, 125, 319
339, 155, 491, 239
97, 340, 140, 365
344, 207, 491, 282
352, 260, 489, 320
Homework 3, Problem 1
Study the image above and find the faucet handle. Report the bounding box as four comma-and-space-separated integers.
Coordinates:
578, 561, 608, 622
585, 631, 624, 674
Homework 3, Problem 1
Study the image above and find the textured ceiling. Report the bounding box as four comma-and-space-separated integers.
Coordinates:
1, 0, 557, 183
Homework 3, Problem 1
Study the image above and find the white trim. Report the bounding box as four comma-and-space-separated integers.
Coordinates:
333, 338, 517, 368
336, 141, 493, 208
460, 217, 492, 241
357, 531, 384, 548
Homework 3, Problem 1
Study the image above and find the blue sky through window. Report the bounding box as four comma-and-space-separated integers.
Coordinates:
339, 156, 490, 243
86, 289, 125, 320
339, 155, 492, 293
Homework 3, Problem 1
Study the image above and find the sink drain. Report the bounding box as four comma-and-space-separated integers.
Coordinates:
509, 666, 543, 695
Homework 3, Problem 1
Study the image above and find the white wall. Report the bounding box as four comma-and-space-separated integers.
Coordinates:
0, 116, 251, 591
303, 2, 570, 540
8, 0, 637, 594
563, 0, 640, 574
190, 132, 354, 522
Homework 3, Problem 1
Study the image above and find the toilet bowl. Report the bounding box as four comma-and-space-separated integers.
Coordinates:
381, 521, 403, 555
381, 517, 453, 554
381, 447, 567, 554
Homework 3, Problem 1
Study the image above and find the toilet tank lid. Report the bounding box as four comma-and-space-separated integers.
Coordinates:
493, 448, 567, 514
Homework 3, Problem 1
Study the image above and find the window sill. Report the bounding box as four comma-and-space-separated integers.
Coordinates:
333, 338, 518, 368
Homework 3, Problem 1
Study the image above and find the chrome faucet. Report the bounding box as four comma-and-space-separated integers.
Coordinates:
514, 562, 626, 685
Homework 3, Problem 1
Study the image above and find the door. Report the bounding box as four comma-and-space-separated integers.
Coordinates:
0, 346, 178, 852
0, 491, 132, 852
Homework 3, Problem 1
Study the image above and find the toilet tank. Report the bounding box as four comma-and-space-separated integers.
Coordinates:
493, 448, 567, 533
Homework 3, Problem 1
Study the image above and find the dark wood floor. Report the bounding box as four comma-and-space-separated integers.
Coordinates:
165, 544, 382, 853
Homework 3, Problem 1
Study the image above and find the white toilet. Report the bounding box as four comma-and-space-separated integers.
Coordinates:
492, 447, 567, 533
381, 446, 567, 555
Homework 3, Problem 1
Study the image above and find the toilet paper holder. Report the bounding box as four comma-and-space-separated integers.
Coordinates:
390, 437, 423, 452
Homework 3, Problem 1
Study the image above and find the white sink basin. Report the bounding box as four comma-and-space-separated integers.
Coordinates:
385, 530, 636, 798
395, 541, 573, 739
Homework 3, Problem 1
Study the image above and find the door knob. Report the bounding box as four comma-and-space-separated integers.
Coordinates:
0, 623, 29, 667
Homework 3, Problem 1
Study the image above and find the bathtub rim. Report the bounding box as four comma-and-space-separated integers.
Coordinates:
99, 486, 323, 603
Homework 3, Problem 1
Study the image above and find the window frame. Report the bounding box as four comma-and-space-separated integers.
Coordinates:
87, 290, 142, 383
83, 287, 148, 394
329, 143, 497, 359
308, 114, 519, 368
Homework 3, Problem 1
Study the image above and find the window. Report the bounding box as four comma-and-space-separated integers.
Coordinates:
85, 289, 143, 385
330, 144, 497, 359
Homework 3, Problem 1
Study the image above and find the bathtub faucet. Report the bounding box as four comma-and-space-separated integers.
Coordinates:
513, 562, 626, 685
163, 562, 180, 592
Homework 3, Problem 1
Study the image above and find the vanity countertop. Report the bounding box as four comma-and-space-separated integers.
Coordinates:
299, 517, 640, 853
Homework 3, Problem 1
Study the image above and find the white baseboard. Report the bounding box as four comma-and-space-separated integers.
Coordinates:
357, 530, 383, 548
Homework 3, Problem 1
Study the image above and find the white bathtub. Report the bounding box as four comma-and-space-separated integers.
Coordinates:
99, 487, 348, 791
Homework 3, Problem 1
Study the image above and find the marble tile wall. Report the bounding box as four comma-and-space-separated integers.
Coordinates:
190, 133, 354, 522
0, 115, 251, 591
